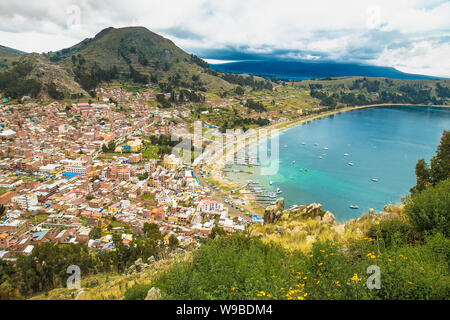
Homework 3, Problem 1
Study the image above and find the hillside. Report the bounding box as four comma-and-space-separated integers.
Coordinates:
0, 45, 24, 70
0, 53, 87, 100
46, 26, 234, 92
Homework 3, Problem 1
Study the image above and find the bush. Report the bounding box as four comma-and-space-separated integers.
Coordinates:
405, 179, 450, 236
123, 284, 152, 300
367, 218, 417, 248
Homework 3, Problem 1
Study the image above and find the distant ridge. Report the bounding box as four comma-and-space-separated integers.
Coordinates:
210, 60, 445, 81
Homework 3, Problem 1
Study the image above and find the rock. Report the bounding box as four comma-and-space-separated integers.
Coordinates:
369, 208, 375, 216
322, 211, 337, 225
303, 203, 323, 218
263, 198, 285, 224
145, 287, 162, 300
147, 256, 156, 264
275, 226, 287, 234
281, 213, 290, 221
135, 258, 143, 265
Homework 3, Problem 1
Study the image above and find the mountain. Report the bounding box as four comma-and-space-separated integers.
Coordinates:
46, 26, 234, 92
210, 60, 445, 81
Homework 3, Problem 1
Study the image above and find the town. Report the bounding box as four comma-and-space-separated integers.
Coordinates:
0, 85, 265, 262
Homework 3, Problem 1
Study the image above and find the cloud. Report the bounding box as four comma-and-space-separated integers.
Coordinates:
0, 0, 448, 77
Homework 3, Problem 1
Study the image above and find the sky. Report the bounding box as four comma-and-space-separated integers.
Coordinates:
0, 0, 449, 77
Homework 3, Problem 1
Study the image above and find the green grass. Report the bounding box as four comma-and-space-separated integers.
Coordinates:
142, 144, 159, 159
152, 231, 449, 300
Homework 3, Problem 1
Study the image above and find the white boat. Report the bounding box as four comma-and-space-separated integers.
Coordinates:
269, 181, 273, 185
349, 205, 359, 209
344, 153, 349, 156
319, 156, 323, 159
324, 147, 329, 150
301, 142, 305, 145
348, 162, 354, 166
292, 160, 295, 164
276, 188, 282, 194
371, 178, 379, 182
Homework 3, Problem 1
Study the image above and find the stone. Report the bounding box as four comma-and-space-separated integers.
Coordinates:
303, 203, 323, 218
145, 287, 162, 300
263, 198, 285, 224
322, 211, 337, 225
147, 256, 156, 264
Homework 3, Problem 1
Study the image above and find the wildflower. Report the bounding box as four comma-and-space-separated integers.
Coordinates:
318, 263, 323, 266
335, 281, 341, 287
303, 276, 308, 280
267, 294, 272, 298
231, 287, 236, 291
407, 281, 414, 285
351, 273, 362, 282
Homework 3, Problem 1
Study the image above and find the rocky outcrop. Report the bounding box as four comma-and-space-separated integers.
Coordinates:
263, 198, 285, 224
145, 287, 162, 300
322, 211, 337, 225
127, 256, 156, 275
302, 203, 323, 218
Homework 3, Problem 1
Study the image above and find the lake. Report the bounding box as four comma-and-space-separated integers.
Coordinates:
225, 105, 450, 222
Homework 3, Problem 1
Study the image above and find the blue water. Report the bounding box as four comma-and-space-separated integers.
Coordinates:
227, 106, 450, 222
210, 60, 444, 81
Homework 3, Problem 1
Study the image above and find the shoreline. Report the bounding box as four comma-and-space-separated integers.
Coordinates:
202, 103, 449, 216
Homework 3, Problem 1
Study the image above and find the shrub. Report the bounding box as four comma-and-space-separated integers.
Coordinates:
123, 284, 152, 300
404, 179, 450, 236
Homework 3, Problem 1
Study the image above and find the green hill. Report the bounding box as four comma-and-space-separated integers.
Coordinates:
46, 26, 234, 92
0, 45, 25, 70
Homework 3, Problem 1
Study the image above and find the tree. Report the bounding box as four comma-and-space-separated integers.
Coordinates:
405, 178, 450, 237
210, 226, 227, 239
107, 140, 116, 153
430, 130, 450, 185
89, 226, 102, 240
411, 159, 431, 194
168, 234, 179, 249
411, 131, 449, 194
143, 223, 163, 241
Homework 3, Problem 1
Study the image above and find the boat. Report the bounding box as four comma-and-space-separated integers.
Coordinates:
314, 143, 318, 146
301, 142, 305, 145
344, 153, 349, 156
276, 188, 282, 194
269, 181, 273, 185
349, 205, 359, 209
319, 156, 323, 159
292, 160, 295, 164
371, 178, 379, 182
348, 162, 354, 166
268, 193, 276, 198
324, 147, 329, 150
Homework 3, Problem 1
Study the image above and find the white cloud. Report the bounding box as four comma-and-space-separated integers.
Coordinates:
0, 0, 448, 76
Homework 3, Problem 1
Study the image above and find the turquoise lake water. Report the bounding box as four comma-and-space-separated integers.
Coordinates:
226, 106, 450, 222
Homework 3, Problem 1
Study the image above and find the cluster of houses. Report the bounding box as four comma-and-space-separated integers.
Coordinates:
0, 87, 254, 262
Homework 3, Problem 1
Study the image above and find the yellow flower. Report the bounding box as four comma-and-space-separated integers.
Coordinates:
407, 281, 414, 285
351, 273, 362, 282
267, 294, 272, 298
318, 263, 323, 266
335, 281, 341, 287
231, 287, 236, 291
316, 280, 320, 284
303, 276, 308, 280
